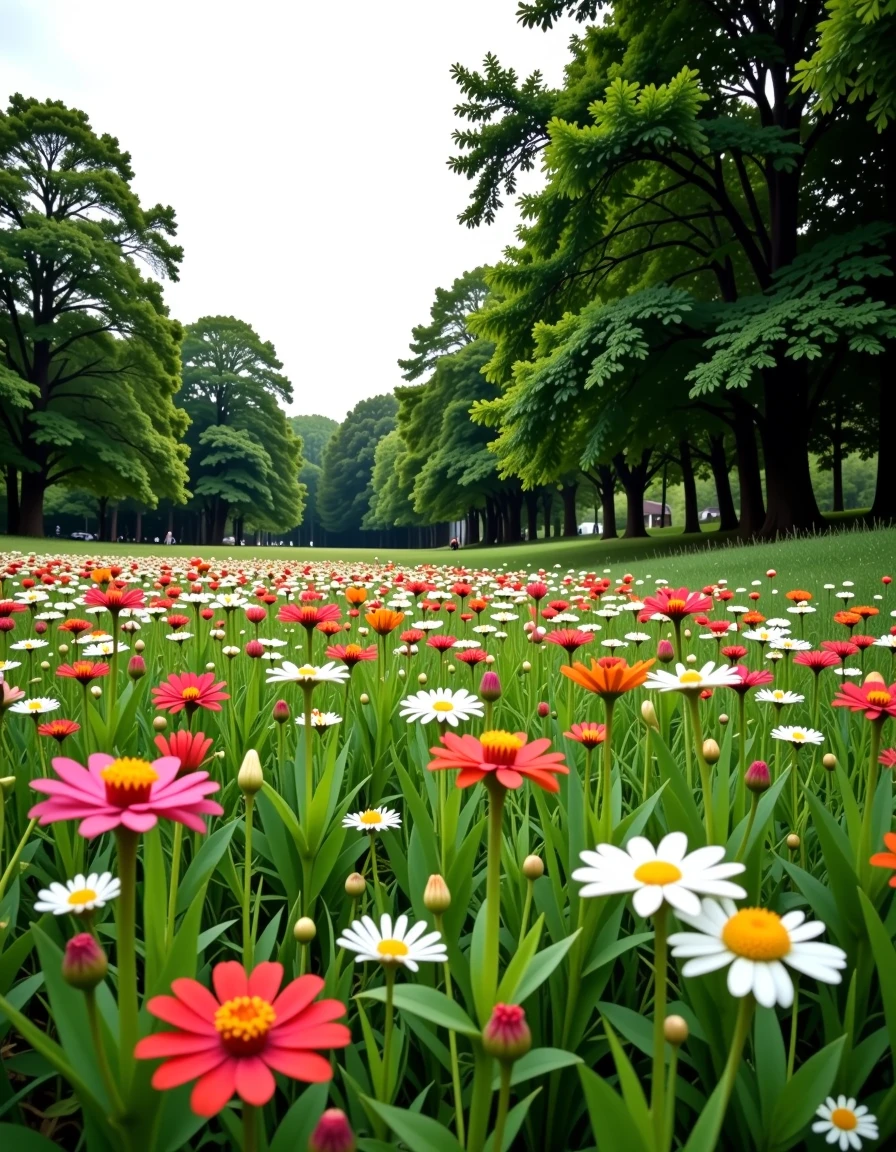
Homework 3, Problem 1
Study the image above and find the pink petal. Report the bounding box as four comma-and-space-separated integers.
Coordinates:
50, 757, 104, 793
77, 813, 126, 838
151, 1048, 227, 1091
262, 1048, 333, 1082
120, 810, 159, 833
163, 808, 214, 833
235, 1056, 276, 1106
271, 998, 344, 1032
190, 1060, 238, 1116
213, 962, 248, 1003
151, 757, 182, 787
171, 979, 222, 1020
495, 768, 523, 789
29, 779, 102, 801
271, 975, 324, 1024
269, 1022, 351, 1049
136, 1031, 220, 1058
247, 962, 283, 1002
87, 753, 116, 780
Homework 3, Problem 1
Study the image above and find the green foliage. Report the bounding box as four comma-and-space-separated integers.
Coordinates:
364, 429, 422, 530
0, 95, 188, 525
398, 268, 489, 380
317, 393, 398, 534
290, 414, 338, 467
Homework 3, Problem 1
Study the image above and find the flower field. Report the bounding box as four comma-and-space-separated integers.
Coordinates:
0, 550, 894, 1152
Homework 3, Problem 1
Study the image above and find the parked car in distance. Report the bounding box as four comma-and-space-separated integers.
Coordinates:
222, 536, 236, 544
70, 531, 95, 541
577, 522, 603, 535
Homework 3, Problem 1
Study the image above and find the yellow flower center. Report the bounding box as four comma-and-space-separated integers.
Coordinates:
633, 861, 683, 886
791, 730, 805, 741
830, 1108, 858, 1132
377, 938, 409, 959
679, 670, 703, 684
772, 690, 785, 700
27, 701, 44, 711
432, 700, 455, 712
298, 665, 318, 677
867, 689, 892, 707
181, 686, 200, 701
666, 599, 687, 615
67, 887, 97, 906
214, 995, 276, 1055
721, 908, 791, 961
360, 810, 383, 825
100, 757, 159, 806
479, 729, 524, 765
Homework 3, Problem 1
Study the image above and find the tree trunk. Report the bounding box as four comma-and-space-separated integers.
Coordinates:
5, 467, 20, 534
597, 465, 618, 540
613, 451, 650, 539
679, 440, 701, 534
468, 507, 480, 544
506, 489, 523, 542
732, 400, 765, 539
135, 510, 142, 544
97, 497, 108, 541
525, 491, 539, 542
760, 368, 823, 537
832, 441, 844, 513
18, 470, 46, 537
211, 500, 229, 544
871, 365, 896, 521
109, 504, 119, 542
541, 491, 553, 538
708, 435, 738, 530
485, 496, 498, 544
560, 482, 578, 537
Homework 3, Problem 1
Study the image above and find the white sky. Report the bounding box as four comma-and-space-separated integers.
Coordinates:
1, 0, 576, 421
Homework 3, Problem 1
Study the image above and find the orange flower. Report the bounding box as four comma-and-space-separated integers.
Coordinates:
365, 608, 405, 636
90, 568, 113, 585
785, 589, 813, 602
561, 656, 655, 701
852, 605, 879, 619
345, 586, 368, 606
870, 832, 896, 887
833, 610, 862, 630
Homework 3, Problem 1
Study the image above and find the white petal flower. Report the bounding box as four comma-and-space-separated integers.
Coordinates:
265, 660, 350, 686
9, 639, 49, 651
755, 689, 805, 706
669, 898, 847, 1008
572, 833, 746, 918
34, 872, 121, 915
398, 687, 484, 726
342, 806, 401, 832
296, 709, 342, 730
337, 912, 447, 972
9, 696, 60, 715
742, 627, 789, 645
646, 661, 743, 693
771, 725, 825, 746
812, 1096, 878, 1151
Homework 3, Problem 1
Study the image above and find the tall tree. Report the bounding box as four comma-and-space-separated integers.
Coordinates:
398, 268, 489, 381
317, 393, 398, 534
180, 316, 304, 543
290, 414, 338, 467
0, 95, 187, 535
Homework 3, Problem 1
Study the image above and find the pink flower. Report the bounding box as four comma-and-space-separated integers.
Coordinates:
29, 753, 223, 839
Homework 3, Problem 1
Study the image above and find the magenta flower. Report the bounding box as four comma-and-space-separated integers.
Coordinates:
29, 753, 223, 839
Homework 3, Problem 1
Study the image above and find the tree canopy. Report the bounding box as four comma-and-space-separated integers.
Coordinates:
317, 393, 398, 535
290, 414, 338, 467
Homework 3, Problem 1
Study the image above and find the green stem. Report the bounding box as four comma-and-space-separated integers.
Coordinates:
370, 834, 384, 914
687, 694, 714, 842
243, 795, 255, 969
736, 693, 747, 823
518, 880, 534, 950
651, 904, 668, 1152
790, 747, 800, 835
664, 1045, 680, 1152
642, 726, 652, 805
0, 816, 37, 902
786, 978, 799, 1080
243, 1102, 258, 1152
599, 702, 615, 843
166, 822, 184, 947
492, 1062, 512, 1152
85, 986, 126, 1116
483, 782, 506, 1017
858, 722, 884, 873
583, 746, 592, 848
435, 913, 466, 1147
703, 996, 754, 1151
114, 828, 139, 1095
466, 1044, 495, 1152
302, 685, 314, 819
735, 795, 759, 864
381, 965, 396, 1103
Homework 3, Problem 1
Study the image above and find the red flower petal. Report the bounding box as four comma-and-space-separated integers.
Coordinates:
190, 1060, 238, 1117
150, 1048, 227, 1090
271, 974, 325, 1024
213, 961, 248, 1003
262, 1047, 334, 1082
235, 1055, 276, 1105
171, 978, 222, 1019
247, 961, 283, 1002
136, 1031, 220, 1059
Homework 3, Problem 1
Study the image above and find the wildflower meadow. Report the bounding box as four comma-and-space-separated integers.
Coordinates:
0, 549, 894, 1151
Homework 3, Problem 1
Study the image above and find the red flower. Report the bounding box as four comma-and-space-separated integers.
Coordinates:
642, 587, 713, 620
0, 601, 27, 617
278, 603, 341, 628
135, 963, 350, 1117
325, 643, 378, 668
426, 635, 457, 653
456, 648, 488, 667
166, 614, 191, 631
37, 718, 80, 742
56, 661, 110, 685
880, 748, 896, 768
821, 639, 858, 660
428, 730, 568, 793
870, 831, 896, 887
832, 680, 896, 721
526, 582, 549, 601
564, 722, 606, 748
720, 644, 748, 663
729, 666, 775, 695
543, 629, 593, 654
152, 672, 230, 716
83, 585, 146, 613
793, 650, 841, 674
154, 729, 213, 774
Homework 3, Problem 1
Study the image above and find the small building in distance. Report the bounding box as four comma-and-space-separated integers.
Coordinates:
643, 500, 672, 528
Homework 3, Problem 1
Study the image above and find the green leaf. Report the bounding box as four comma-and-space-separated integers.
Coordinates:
754, 1006, 786, 1126
490, 1047, 582, 1089
804, 790, 861, 936
858, 889, 896, 1081
483, 1088, 541, 1152
513, 928, 581, 1005
578, 1066, 650, 1152
0, 1125, 67, 1150
358, 984, 480, 1037
583, 930, 653, 978
269, 1083, 330, 1152
496, 914, 543, 1003
603, 1020, 652, 1149
176, 821, 237, 914
363, 1098, 463, 1152
769, 1036, 847, 1151
142, 826, 167, 990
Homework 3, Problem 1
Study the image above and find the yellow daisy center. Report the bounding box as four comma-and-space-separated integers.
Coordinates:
377, 938, 409, 959
666, 599, 686, 614
867, 689, 891, 707
721, 908, 791, 961
360, 810, 383, 825
830, 1108, 858, 1131
773, 691, 785, 700
679, 670, 703, 684
27, 701, 44, 711
480, 729, 524, 765
100, 757, 159, 806
67, 887, 97, 905
432, 700, 455, 712
214, 995, 276, 1055
633, 861, 683, 886
181, 686, 200, 701
791, 730, 805, 741
298, 665, 318, 677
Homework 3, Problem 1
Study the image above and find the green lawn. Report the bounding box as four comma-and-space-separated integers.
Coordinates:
2, 518, 893, 592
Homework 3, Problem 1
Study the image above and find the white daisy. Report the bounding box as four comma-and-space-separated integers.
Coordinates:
81, 642, 129, 657
770, 637, 812, 652
296, 709, 342, 730
398, 687, 484, 726
755, 689, 805, 706
812, 1097, 878, 1150
258, 637, 288, 648
9, 639, 49, 651
167, 632, 195, 643
9, 696, 60, 715
337, 912, 447, 972
873, 635, 896, 650
834, 667, 863, 677
601, 639, 629, 649
265, 660, 350, 686
572, 833, 746, 918
76, 632, 113, 644
771, 725, 825, 747
668, 898, 847, 1008
34, 872, 120, 916
0, 660, 22, 672
646, 661, 743, 693
342, 806, 401, 832
625, 632, 652, 645
742, 627, 789, 645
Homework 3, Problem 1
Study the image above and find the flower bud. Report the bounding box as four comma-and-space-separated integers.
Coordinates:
308, 1108, 356, 1152
537, 701, 550, 718
482, 1003, 532, 1061
417, 673, 427, 685
822, 753, 837, 771
272, 699, 290, 725
0, 776, 16, 796
238, 749, 264, 795
90, 685, 102, 698
423, 874, 451, 913
206, 661, 217, 670
135, 638, 146, 653
485, 653, 496, 665
685, 653, 697, 664
745, 761, 770, 793
522, 854, 544, 880
58, 643, 69, 655
521, 660, 531, 673
294, 916, 316, 943
864, 670, 885, 686
719, 713, 729, 725
359, 693, 369, 705
245, 639, 264, 659
152, 715, 167, 731
702, 739, 721, 764
657, 639, 674, 663
128, 655, 146, 681
479, 671, 502, 702
62, 933, 107, 990
345, 872, 366, 898
786, 833, 800, 851
34, 621, 48, 635
640, 700, 659, 731
664, 1015, 689, 1046
684, 628, 692, 640
447, 664, 455, 675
